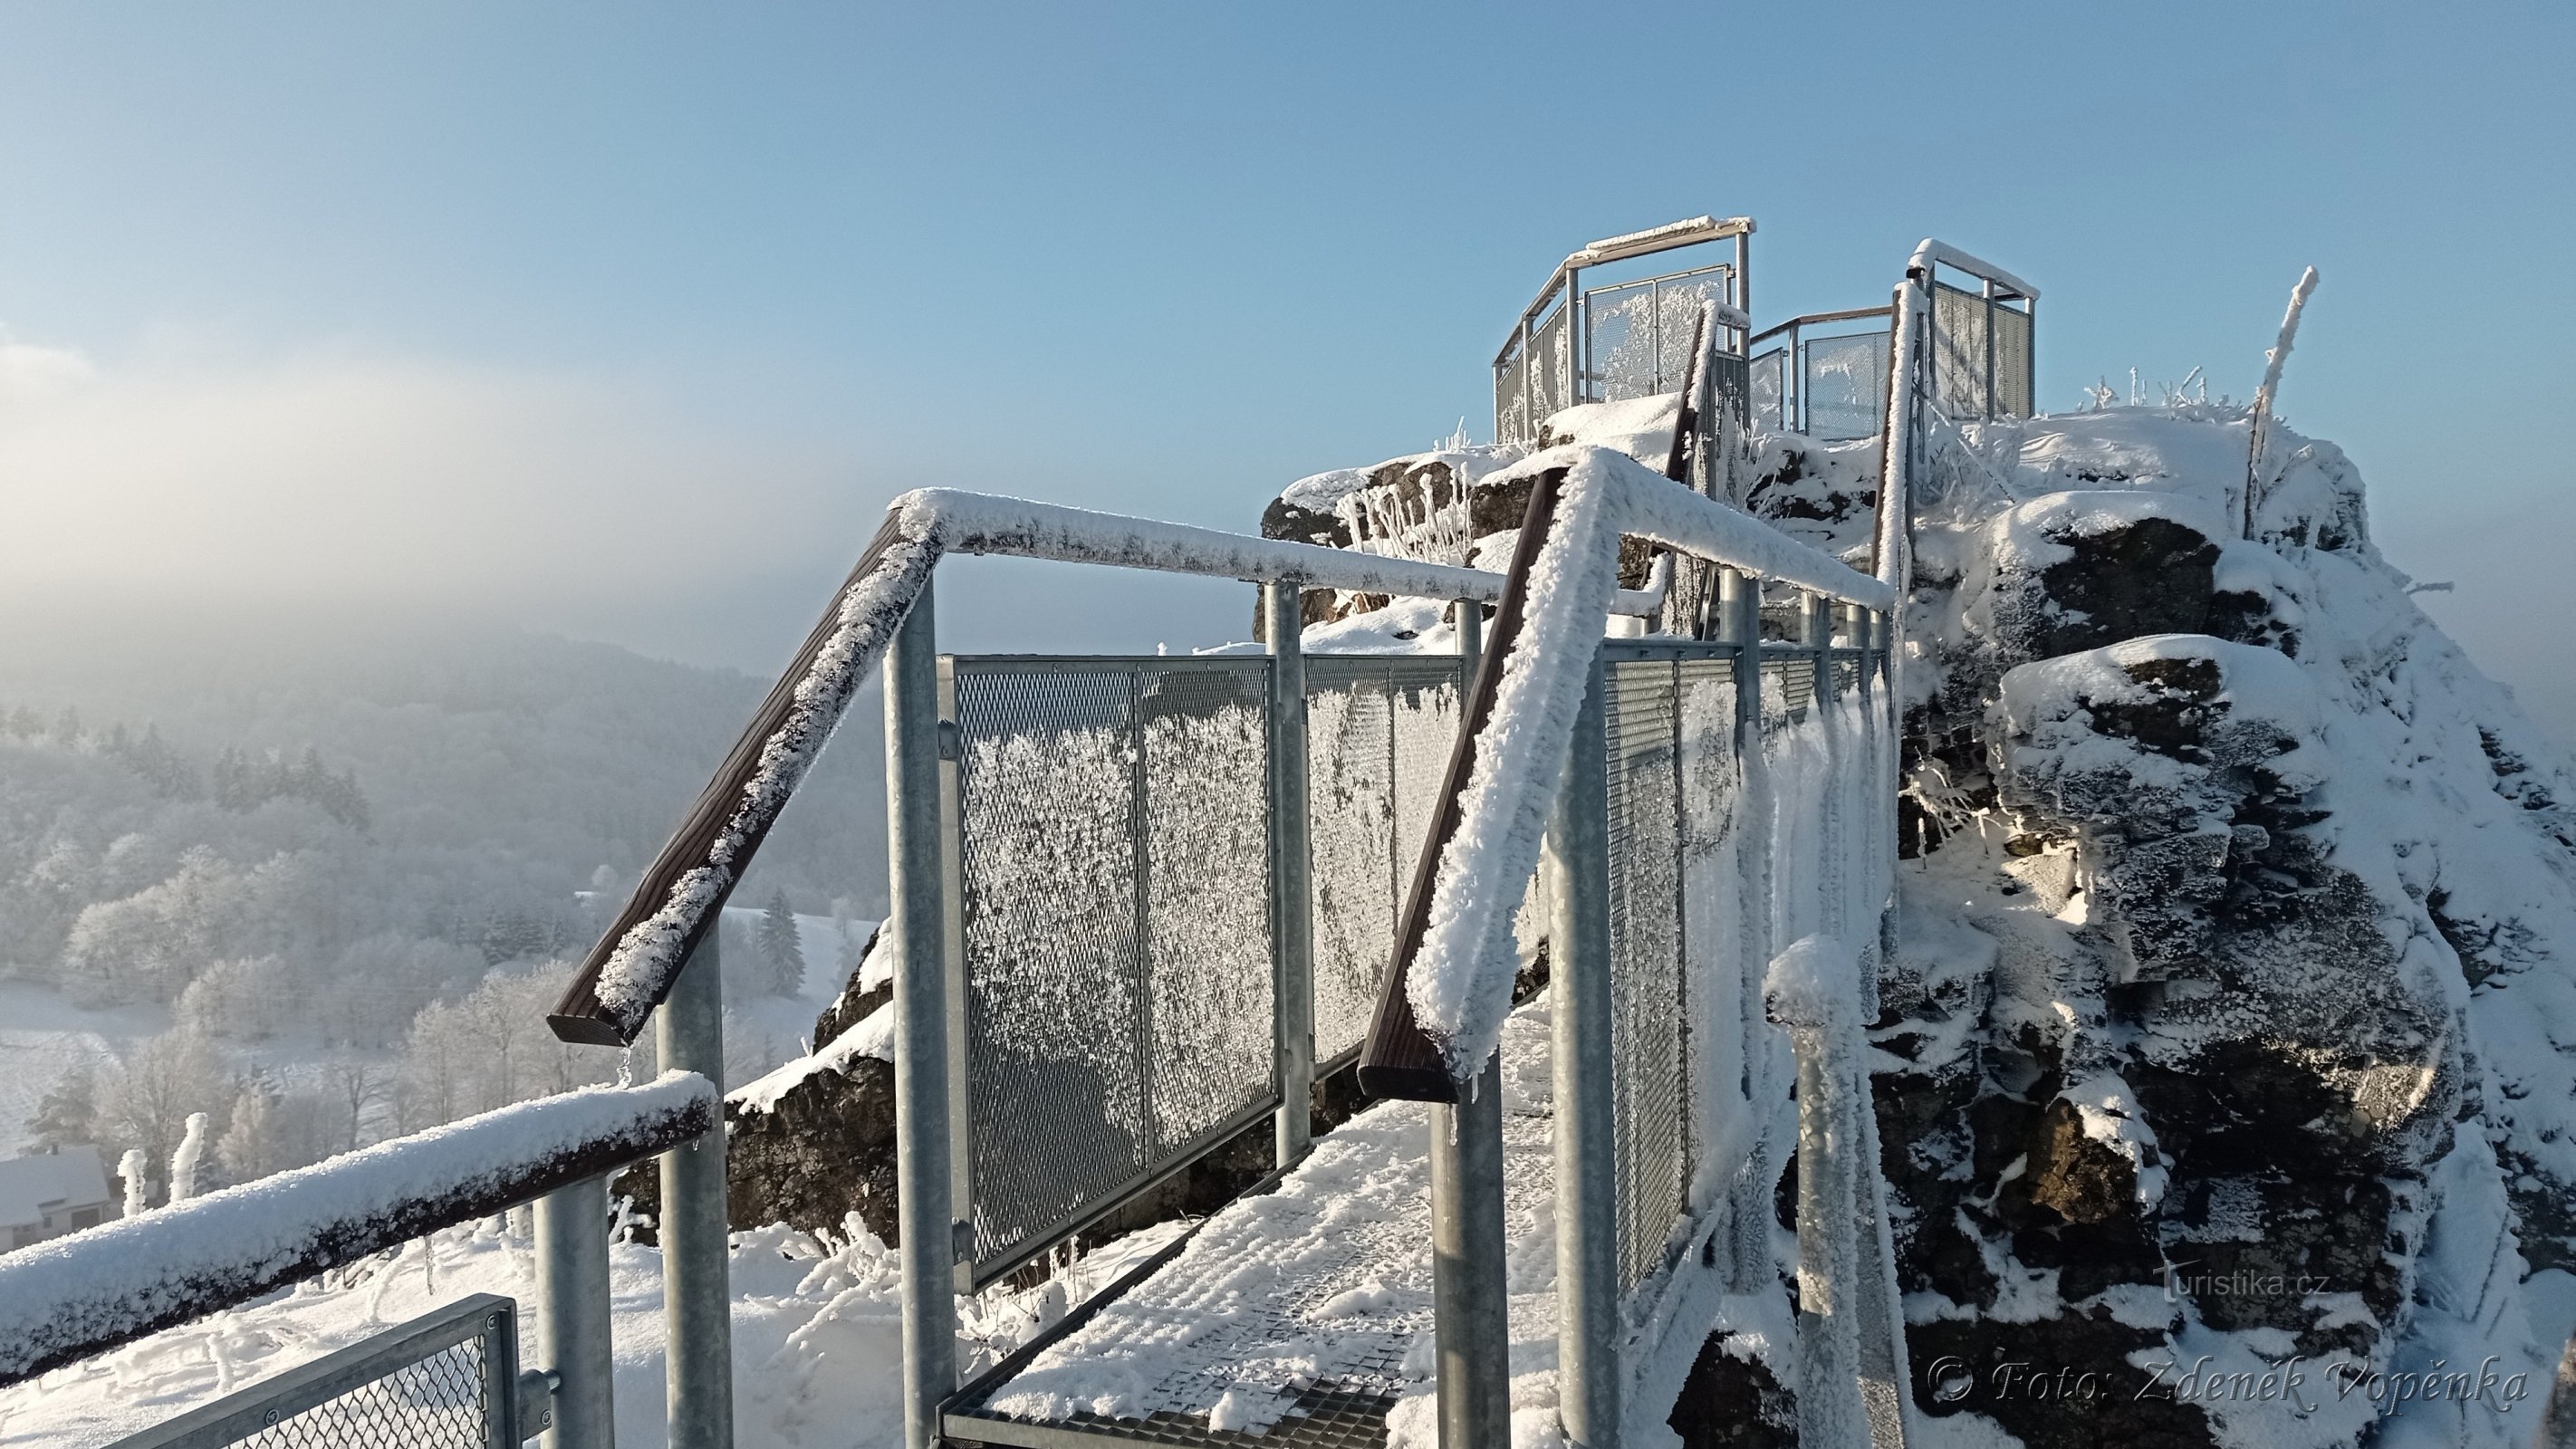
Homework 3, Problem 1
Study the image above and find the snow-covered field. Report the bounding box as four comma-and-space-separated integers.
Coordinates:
0, 1204, 1184, 1449
0, 908, 863, 1163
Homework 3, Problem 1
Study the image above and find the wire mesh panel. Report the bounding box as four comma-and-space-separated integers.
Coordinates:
1992, 303, 2033, 417
1583, 267, 1735, 404
1528, 302, 1574, 430
1761, 651, 1817, 726
1496, 338, 1535, 446
1305, 657, 1466, 1068
1672, 657, 1749, 1202
1749, 347, 1787, 434
108, 1296, 514, 1449
947, 657, 1278, 1284
1602, 658, 1688, 1294
1931, 283, 1995, 420
1802, 330, 1892, 442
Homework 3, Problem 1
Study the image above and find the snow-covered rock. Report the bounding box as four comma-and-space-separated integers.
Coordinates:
1865, 405, 2565, 1448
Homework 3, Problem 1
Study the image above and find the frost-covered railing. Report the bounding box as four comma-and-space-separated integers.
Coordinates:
1745, 240, 2036, 446
1750, 306, 1896, 442
1341, 444, 1910, 1445
933, 647, 1467, 1291
1911, 239, 2037, 424
541, 486, 1681, 1449
0, 1076, 717, 1448
1494, 215, 1754, 445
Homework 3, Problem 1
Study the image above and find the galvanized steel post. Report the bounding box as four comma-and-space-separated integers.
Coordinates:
1549, 646, 1620, 1449
533, 1175, 615, 1449
1425, 592, 1508, 1447
1803, 590, 1834, 704
1719, 567, 1776, 1292
658, 935, 733, 1449
887, 580, 957, 1449
1429, 1051, 1511, 1448
1267, 581, 1314, 1168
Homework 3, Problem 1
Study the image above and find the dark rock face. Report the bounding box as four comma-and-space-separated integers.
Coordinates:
1860, 491, 2470, 1446
1667, 1335, 1798, 1448
615, 959, 902, 1246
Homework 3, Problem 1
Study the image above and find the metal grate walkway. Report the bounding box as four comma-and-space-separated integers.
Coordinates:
945, 1019, 1556, 1448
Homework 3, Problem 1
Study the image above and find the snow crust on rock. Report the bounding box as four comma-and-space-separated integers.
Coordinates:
731, 1006, 895, 1117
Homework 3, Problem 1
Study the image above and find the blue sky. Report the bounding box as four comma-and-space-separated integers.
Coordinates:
1, 3, 2570, 725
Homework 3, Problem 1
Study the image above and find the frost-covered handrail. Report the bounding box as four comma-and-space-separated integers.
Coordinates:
1906, 238, 2038, 301
1359, 446, 1891, 1093
1747, 304, 1896, 350
1872, 274, 1929, 595
548, 488, 1657, 1047
1497, 215, 1756, 363
0, 1073, 716, 1385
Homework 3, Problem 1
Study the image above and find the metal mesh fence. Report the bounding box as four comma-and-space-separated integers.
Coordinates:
109, 1297, 513, 1449
1749, 347, 1787, 434
1304, 657, 1466, 1068
1761, 651, 1816, 726
1931, 283, 2035, 423
1583, 268, 1735, 404
1802, 330, 1892, 442
1993, 303, 2033, 417
1932, 283, 1994, 419
1495, 347, 1533, 446
947, 657, 1278, 1283
1603, 659, 1689, 1294
226, 1342, 491, 1449
1529, 304, 1573, 428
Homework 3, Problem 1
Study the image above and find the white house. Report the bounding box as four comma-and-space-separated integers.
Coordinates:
0, 1147, 118, 1252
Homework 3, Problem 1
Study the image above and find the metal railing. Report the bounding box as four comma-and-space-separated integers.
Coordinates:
541, 485, 1657, 1448
1914, 240, 2037, 423
1494, 216, 1754, 445
1749, 307, 1896, 442
105, 1296, 524, 1449
1747, 241, 2037, 444
0, 1072, 721, 1449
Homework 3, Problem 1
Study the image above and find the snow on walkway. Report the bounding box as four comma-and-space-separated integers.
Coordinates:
958, 1004, 1566, 1449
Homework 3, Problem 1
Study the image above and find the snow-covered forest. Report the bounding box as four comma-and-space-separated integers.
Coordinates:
0, 609, 886, 1193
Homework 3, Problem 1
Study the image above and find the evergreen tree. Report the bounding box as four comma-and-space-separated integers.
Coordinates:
759, 888, 805, 997
26, 1065, 99, 1150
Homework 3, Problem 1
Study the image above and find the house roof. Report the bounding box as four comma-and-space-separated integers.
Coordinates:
0, 1147, 112, 1229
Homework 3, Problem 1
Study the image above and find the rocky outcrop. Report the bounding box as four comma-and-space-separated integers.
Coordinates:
1851, 411, 2566, 1448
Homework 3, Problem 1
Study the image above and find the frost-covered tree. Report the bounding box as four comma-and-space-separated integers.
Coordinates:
396, 962, 627, 1130
759, 888, 805, 997
218, 1077, 332, 1181
24, 1064, 99, 1151
175, 955, 291, 1041
98, 1030, 232, 1170
60, 847, 246, 1006
321, 1059, 384, 1156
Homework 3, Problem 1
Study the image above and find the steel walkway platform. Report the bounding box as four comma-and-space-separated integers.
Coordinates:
943, 1019, 1557, 1449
